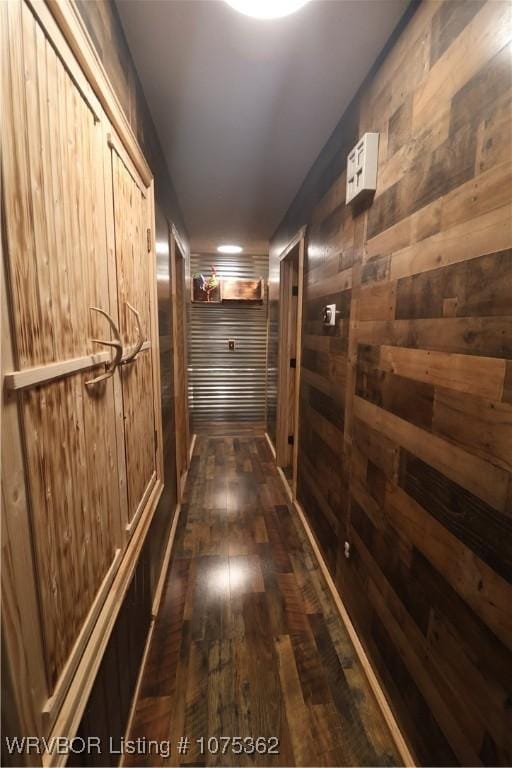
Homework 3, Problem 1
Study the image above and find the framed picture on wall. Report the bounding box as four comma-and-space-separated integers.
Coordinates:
192, 269, 222, 303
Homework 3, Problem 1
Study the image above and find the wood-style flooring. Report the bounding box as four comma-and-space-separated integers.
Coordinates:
126, 435, 400, 766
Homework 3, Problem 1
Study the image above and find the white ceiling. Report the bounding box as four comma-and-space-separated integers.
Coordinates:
116, 0, 408, 249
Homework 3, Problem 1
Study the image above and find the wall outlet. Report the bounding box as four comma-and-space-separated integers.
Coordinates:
322, 303, 337, 326
346, 132, 379, 204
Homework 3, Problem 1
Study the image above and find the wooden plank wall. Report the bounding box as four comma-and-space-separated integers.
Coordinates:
76, 0, 187, 240
269, 1, 512, 764
2, 0, 123, 695
56, 1, 188, 756
75, 0, 186, 559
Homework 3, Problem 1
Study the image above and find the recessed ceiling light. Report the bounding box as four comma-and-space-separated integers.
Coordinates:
225, 0, 309, 19
217, 244, 243, 254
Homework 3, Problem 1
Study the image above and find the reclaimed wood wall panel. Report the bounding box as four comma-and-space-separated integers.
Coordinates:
269, 1, 512, 763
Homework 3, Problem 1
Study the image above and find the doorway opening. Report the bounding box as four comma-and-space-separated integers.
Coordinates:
276, 228, 305, 497
170, 225, 191, 500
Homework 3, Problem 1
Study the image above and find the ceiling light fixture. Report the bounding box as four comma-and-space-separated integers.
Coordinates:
225, 0, 309, 19
217, 244, 243, 254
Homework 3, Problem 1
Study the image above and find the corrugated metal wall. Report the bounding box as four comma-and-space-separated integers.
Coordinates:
189, 252, 269, 426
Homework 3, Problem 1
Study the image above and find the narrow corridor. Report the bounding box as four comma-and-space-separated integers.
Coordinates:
126, 434, 400, 766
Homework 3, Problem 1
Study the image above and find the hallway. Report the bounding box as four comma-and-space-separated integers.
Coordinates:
126, 434, 400, 767
2, 0, 511, 764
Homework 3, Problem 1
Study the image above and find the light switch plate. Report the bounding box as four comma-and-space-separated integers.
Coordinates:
323, 304, 336, 326
346, 132, 379, 205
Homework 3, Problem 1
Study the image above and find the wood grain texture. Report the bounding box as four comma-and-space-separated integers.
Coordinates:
74, 0, 186, 607
2, 0, 122, 693
269, 1, 512, 764
221, 278, 264, 302
125, 434, 400, 767
67, 540, 152, 767
112, 149, 157, 527
74, 0, 188, 244
1, 0, 168, 752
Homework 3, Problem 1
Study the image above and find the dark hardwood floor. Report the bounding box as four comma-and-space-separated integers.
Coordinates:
125, 435, 400, 766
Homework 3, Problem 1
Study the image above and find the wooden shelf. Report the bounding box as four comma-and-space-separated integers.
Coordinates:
222, 277, 264, 301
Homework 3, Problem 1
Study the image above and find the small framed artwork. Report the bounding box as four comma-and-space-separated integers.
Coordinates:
192, 268, 222, 303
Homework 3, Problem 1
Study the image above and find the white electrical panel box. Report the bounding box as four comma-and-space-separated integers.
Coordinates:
346, 132, 379, 205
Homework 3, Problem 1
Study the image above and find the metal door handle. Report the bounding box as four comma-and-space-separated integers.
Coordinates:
121, 302, 145, 364
85, 307, 123, 386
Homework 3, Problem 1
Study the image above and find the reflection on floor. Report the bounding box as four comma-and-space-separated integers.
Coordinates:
126, 435, 400, 766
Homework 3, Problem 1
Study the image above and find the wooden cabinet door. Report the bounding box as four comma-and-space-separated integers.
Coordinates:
110, 139, 159, 531
1, 0, 122, 710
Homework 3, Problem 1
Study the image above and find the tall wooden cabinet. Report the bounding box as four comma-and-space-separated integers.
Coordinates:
110, 140, 159, 530
1, 0, 163, 757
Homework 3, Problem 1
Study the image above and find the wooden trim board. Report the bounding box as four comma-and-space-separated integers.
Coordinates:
171, 223, 188, 264
264, 431, 277, 460
275, 227, 305, 492
151, 433, 197, 618
125, 471, 157, 536
188, 432, 197, 465
4, 351, 110, 390
4, 342, 151, 391
277, 465, 294, 505
123, 432, 197, 766
41, 549, 122, 727
118, 619, 156, 768
274, 459, 416, 767
278, 225, 307, 263
291, 236, 304, 498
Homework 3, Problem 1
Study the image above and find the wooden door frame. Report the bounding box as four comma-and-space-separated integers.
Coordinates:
275, 226, 306, 498
169, 223, 191, 502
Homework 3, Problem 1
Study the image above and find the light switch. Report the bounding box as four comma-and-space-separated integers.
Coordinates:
322, 304, 337, 326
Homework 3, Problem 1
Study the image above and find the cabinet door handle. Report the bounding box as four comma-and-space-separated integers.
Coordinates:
121, 302, 145, 364
85, 307, 123, 386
